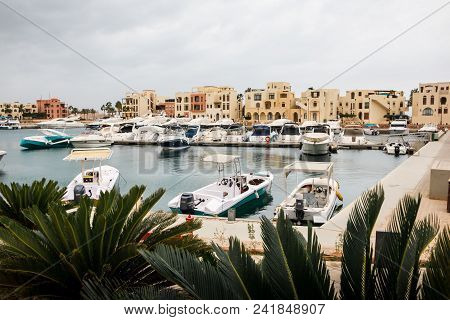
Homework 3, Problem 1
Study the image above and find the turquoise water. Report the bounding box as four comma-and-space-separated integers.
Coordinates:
0, 129, 407, 219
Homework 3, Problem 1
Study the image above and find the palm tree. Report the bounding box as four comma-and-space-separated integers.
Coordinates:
100, 104, 106, 116
137, 214, 335, 300
0, 179, 68, 229
115, 101, 122, 115
0, 185, 210, 299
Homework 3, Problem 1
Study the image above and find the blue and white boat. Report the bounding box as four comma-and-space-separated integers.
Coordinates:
249, 124, 277, 143
168, 154, 273, 216
158, 125, 189, 150
20, 129, 72, 150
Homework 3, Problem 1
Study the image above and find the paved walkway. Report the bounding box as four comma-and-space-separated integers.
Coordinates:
178, 132, 449, 255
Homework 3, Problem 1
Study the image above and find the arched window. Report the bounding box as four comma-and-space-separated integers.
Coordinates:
253, 112, 259, 121
246, 112, 252, 120
275, 112, 281, 120
293, 112, 298, 122
423, 96, 427, 105
267, 112, 273, 120
256, 102, 260, 108
430, 96, 434, 105
260, 112, 266, 121
422, 108, 433, 116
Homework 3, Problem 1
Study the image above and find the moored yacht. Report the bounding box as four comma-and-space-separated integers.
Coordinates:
327, 119, 341, 134
384, 136, 409, 156
158, 125, 189, 150
223, 124, 248, 143
0, 119, 21, 130
70, 131, 113, 148
339, 125, 367, 145
274, 161, 342, 225
389, 119, 409, 134
249, 124, 277, 143
301, 124, 333, 155
63, 148, 119, 201
363, 123, 380, 135
38, 116, 85, 129
20, 129, 72, 149
278, 122, 301, 144
418, 123, 438, 133
168, 154, 273, 216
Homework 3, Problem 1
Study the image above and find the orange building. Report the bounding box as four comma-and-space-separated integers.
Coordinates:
36, 98, 68, 119
190, 92, 206, 114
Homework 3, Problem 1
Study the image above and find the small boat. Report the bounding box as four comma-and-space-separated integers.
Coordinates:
63, 148, 119, 201
363, 123, 380, 135
249, 124, 277, 143
299, 120, 318, 134
70, 131, 113, 148
418, 123, 438, 133
20, 129, 72, 149
168, 154, 273, 216
274, 161, 342, 225
389, 119, 409, 134
223, 124, 248, 143
278, 122, 301, 144
301, 124, 333, 155
0, 119, 21, 130
0, 150, 6, 163
101, 123, 136, 142
37, 116, 85, 129
158, 125, 189, 150
269, 119, 293, 135
384, 136, 409, 156
327, 119, 341, 134
339, 125, 367, 145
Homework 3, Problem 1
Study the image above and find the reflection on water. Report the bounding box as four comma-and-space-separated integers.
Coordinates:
0, 129, 408, 219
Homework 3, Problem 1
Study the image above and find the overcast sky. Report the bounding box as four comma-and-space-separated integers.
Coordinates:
0, 0, 449, 109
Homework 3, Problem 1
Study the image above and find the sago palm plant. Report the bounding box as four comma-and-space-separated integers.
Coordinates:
0, 185, 210, 299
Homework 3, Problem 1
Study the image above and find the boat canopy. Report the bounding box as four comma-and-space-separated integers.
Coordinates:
64, 148, 113, 161
202, 154, 239, 164
283, 161, 333, 178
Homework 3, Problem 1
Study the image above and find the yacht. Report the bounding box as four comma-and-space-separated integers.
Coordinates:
418, 123, 438, 133
20, 129, 72, 149
327, 119, 341, 134
278, 122, 301, 144
158, 125, 189, 150
389, 119, 409, 134
63, 148, 119, 201
301, 124, 333, 155
37, 116, 85, 129
101, 123, 136, 142
384, 136, 409, 156
70, 131, 113, 148
269, 119, 293, 136
168, 154, 273, 216
299, 120, 318, 134
223, 124, 249, 143
0, 119, 21, 130
134, 125, 164, 143
184, 125, 202, 143
339, 125, 367, 145
199, 126, 227, 143
0, 150, 6, 163
249, 124, 277, 143
274, 161, 342, 225
363, 123, 380, 135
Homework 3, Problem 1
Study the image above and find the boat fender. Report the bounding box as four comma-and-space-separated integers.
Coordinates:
336, 190, 343, 201
254, 190, 260, 199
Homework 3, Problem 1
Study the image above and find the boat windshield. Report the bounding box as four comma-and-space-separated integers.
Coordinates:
185, 126, 198, 138
281, 126, 300, 135
343, 128, 364, 136
252, 126, 270, 136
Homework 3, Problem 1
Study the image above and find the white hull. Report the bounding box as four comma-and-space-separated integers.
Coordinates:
302, 141, 329, 155
278, 134, 302, 144
385, 143, 407, 155
340, 136, 367, 145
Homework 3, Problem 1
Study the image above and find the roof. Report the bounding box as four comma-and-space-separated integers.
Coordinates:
202, 154, 239, 164
64, 148, 112, 161
284, 161, 333, 178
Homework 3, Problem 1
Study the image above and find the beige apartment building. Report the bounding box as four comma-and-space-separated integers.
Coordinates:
175, 92, 192, 118
244, 82, 298, 124
339, 89, 406, 124
411, 82, 449, 125
0, 102, 38, 119
121, 90, 157, 118
299, 89, 340, 122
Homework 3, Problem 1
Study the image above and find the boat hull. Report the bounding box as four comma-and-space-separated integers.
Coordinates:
20, 138, 71, 149
159, 138, 189, 150
302, 141, 329, 155
71, 141, 113, 148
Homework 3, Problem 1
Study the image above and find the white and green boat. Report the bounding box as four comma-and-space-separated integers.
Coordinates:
168, 154, 273, 216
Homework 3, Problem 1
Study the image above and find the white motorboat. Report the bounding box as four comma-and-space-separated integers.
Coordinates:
389, 119, 409, 134
158, 125, 189, 150
299, 120, 318, 134
0, 119, 21, 130
418, 123, 438, 133
184, 125, 202, 143
168, 154, 273, 216
134, 125, 164, 143
274, 161, 343, 225
384, 136, 409, 156
327, 119, 341, 134
301, 124, 333, 155
38, 116, 85, 129
249, 124, 277, 143
70, 131, 113, 148
101, 123, 136, 142
199, 126, 227, 143
363, 123, 380, 136
339, 125, 368, 145
223, 124, 249, 143
278, 123, 301, 144
0, 150, 6, 163
63, 148, 119, 201
269, 119, 293, 135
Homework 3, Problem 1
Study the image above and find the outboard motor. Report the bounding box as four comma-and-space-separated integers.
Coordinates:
394, 145, 400, 156
73, 185, 86, 203
180, 193, 195, 214
294, 194, 305, 222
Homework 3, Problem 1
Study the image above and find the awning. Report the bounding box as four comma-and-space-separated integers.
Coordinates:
64, 148, 112, 161
202, 154, 239, 164
283, 161, 333, 178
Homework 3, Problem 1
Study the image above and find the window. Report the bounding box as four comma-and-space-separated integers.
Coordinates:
422, 107, 433, 116
431, 96, 434, 105
423, 96, 427, 105
441, 97, 447, 105
364, 102, 369, 109
280, 93, 287, 98
359, 103, 362, 109
254, 94, 262, 101
358, 92, 362, 96
438, 108, 442, 114
444, 108, 448, 114
282, 103, 286, 108
269, 93, 275, 99
312, 92, 319, 98
351, 92, 355, 99
256, 102, 260, 108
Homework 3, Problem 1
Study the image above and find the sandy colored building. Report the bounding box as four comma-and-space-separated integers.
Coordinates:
121, 90, 157, 118
175, 92, 191, 118
0, 102, 38, 119
299, 89, 340, 123
411, 82, 449, 126
156, 98, 175, 118
339, 89, 406, 124
244, 82, 297, 124
36, 98, 68, 119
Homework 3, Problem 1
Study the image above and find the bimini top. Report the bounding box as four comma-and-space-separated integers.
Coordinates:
64, 148, 113, 161
283, 161, 333, 178
202, 154, 239, 164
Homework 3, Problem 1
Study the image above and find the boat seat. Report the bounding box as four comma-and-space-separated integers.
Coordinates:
303, 193, 318, 208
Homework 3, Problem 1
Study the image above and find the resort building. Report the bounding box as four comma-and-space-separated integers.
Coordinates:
411, 82, 450, 125
299, 89, 340, 122
338, 90, 406, 124
244, 82, 298, 124
121, 90, 157, 118
0, 102, 38, 119
36, 98, 68, 119
155, 98, 175, 118
175, 92, 191, 118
